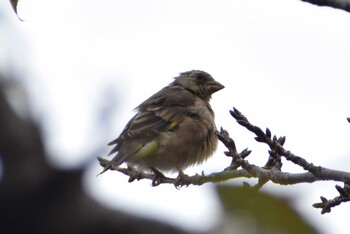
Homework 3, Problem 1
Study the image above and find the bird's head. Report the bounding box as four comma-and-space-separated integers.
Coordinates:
173, 70, 224, 101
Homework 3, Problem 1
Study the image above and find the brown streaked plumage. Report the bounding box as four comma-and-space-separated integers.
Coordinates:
98, 70, 224, 174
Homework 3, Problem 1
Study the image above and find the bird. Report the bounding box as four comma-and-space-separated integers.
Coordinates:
98, 70, 224, 175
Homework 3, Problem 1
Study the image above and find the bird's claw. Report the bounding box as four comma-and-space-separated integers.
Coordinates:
174, 170, 191, 188
150, 167, 166, 186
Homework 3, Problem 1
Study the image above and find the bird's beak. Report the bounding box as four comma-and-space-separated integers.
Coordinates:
208, 80, 225, 94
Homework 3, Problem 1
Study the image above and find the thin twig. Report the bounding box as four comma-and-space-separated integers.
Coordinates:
98, 107, 350, 213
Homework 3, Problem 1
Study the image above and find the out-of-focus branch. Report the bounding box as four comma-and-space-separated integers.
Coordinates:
8, 0, 350, 19
0, 78, 190, 234
300, 0, 350, 13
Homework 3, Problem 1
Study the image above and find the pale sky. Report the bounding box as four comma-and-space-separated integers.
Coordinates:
2, 0, 350, 233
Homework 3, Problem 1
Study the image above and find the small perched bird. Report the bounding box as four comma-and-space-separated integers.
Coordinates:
98, 70, 224, 175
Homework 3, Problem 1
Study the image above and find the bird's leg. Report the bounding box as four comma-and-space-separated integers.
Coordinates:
150, 167, 166, 186
174, 168, 191, 188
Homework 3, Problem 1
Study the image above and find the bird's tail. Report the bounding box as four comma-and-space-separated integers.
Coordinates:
96, 153, 131, 176
96, 157, 113, 176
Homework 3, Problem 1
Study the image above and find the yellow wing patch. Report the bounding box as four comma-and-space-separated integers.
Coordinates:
167, 121, 179, 131
135, 141, 158, 158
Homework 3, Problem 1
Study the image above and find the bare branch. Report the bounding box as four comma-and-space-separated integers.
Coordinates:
99, 106, 350, 213
313, 184, 350, 214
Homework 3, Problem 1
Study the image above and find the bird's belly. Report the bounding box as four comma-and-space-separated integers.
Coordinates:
132, 126, 217, 172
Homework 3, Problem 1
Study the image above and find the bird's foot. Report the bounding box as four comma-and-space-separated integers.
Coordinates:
150, 167, 166, 186
174, 169, 191, 188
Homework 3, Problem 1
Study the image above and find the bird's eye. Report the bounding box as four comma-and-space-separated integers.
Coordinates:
195, 73, 209, 83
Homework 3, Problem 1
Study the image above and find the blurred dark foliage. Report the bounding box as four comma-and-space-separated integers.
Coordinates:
0, 73, 190, 234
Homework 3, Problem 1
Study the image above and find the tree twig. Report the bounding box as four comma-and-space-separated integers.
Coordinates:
98, 106, 350, 213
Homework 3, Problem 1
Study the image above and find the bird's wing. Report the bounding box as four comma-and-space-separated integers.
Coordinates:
108, 86, 197, 159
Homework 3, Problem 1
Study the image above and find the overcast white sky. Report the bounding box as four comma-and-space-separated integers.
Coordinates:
2, 0, 350, 233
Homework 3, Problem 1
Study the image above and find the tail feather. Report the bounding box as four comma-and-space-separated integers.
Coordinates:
96, 157, 113, 176
96, 152, 132, 176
